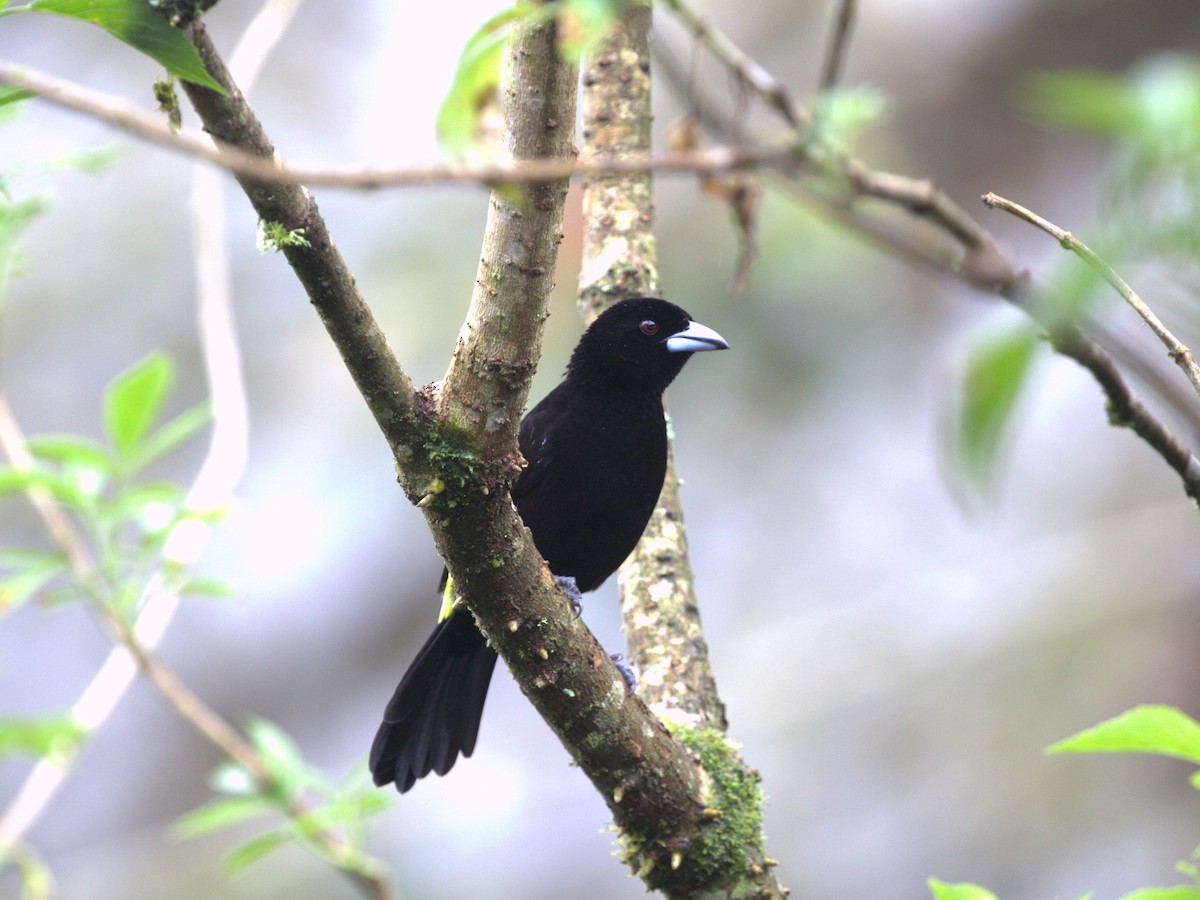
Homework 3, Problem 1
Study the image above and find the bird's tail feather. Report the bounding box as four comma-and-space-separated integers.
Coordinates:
370, 609, 497, 792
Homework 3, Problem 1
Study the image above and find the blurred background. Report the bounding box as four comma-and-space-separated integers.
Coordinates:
3, 0, 1200, 897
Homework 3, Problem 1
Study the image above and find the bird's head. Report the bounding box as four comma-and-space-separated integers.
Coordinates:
568, 297, 729, 393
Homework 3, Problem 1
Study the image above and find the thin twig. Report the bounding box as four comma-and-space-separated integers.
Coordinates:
660, 0, 807, 130
983, 192, 1200, 402
1050, 322, 1200, 500
652, 17, 1018, 293
818, 0, 857, 95
0, 59, 798, 190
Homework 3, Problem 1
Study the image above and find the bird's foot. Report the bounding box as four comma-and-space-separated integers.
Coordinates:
610, 653, 638, 692
554, 575, 583, 617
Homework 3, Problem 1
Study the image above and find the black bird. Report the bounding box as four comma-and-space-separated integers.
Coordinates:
370, 298, 728, 793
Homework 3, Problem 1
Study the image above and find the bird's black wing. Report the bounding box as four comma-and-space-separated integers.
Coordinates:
511, 384, 562, 503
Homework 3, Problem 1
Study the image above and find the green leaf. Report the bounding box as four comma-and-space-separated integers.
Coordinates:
1121, 889, 1200, 900
247, 718, 319, 798
946, 323, 1041, 498
436, 7, 523, 159
1048, 705, 1200, 765
174, 794, 273, 839
1027, 59, 1200, 148
928, 879, 999, 900
4, 841, 54, 900
27, 434, 115, 473
0, 714, 84, 760
815, 86, 890, 148
0, 550, 66, 611
124, 401, 210, 474
103, 351, 174, 458
0, 465, 39, 495
558, 0, 625, 60
1025, 70, 1141, 136
2, 0, 225, 93
222, 828, 291, 875
0, 86, 35, 108
0, 194, 51, 247
177, 574, 233, 599
0, 463, 94, 506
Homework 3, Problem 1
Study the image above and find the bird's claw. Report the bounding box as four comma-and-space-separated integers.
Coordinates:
553, 575, 584, 617
610, 653, 637, 692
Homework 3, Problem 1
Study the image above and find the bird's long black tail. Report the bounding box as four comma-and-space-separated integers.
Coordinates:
370, 608, 497, 792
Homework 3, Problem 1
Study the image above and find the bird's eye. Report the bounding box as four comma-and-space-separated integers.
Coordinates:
639, 320, 658, 335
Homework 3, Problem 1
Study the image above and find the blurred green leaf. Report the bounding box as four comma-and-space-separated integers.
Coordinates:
174, 794, 272, 839
27, 434, 115, 473
222, 828, 291, 875
928, 879, 999, 900
1026, 70, 1142, 136
176, 574, 233, 599
44, 144, 122, 175
0, 195, 51, 284
247, 718, 320, 798
558, 0, 626, 59
436, 7, 523, 159
103, 351, 173, 459
437, 0, 631, 157
0, 463, 94, 506
947, 324, 1041, 497
816, 86, 889, 148
1121, 889, 1200, 900
1048, 705, 1200, 766
0, 87, 35, 108
123, 402, 210, 475
0, 714, 84, 760
0, 195, 49, 234
0, 0, 225, 93
3, 840, 54, 900
1027, 57, 1200, 161
0, 549, 66, 611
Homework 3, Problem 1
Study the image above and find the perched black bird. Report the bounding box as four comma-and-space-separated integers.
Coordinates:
370, 298, 728, 793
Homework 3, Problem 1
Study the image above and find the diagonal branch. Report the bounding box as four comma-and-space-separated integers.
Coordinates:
171, 6, 729, 894
176, 24, 423, 458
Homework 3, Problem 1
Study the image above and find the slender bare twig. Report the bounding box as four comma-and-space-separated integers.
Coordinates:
660, 0, 807, 130
654, 5, 1017, 292
0, 59, 799, 190
982, 192, 1200, 402
818, 0, 858, 95
1049, 322, 1200, 500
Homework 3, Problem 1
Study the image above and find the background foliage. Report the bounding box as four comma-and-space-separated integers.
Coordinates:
2, 1, 1200, 898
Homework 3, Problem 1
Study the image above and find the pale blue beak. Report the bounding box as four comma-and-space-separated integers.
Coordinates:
665, 320, 729, 353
